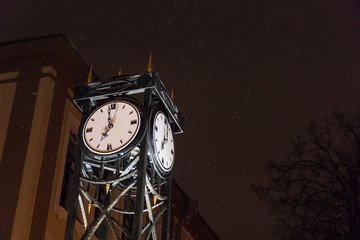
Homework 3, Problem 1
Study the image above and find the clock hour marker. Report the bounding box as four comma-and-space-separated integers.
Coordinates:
161, 157, 164, 164
171, 149, 174, 155
122, 105, 125, 109
107, 143, 112, 150
86, 127, 93, 133
100, 109, 103, 113
128, 130, 133, 134
89, 138, 93, 142
91, 118, 95, 121
120, 139, 123, 144
155, 126, 158, 132
129, 110, 133, 115
111, 103, 116, 109
97, 144, 100, 148
131, 120, 137, 125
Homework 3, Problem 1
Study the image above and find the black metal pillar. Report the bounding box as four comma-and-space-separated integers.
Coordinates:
131, 89, 151, 240
162, 175, 172, 240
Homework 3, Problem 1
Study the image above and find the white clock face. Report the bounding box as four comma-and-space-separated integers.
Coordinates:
83, 100, 141, 155
153, 111, 174, 173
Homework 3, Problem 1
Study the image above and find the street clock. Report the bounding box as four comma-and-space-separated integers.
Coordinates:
65, 71, 183, 240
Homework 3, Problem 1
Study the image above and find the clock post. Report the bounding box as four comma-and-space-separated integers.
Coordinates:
64, 71, 183, 240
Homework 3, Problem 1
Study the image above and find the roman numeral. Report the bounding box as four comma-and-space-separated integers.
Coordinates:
107, 143, 112, 150
131, 120, 137, 125
86, 127, 93, 133
111, 103, 116, 109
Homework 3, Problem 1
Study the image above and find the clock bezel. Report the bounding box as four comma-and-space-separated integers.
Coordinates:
148, 108, 175, 178
79, 98, 146, 161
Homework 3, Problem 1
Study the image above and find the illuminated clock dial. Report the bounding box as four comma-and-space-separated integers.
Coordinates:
152, 111, 174, 175
82, 100, 141, 155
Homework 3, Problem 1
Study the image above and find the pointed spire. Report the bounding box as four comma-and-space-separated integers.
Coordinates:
171, 88, 174, 100
106, 184, 110, 194
153, 195, 157, 205
88, 203, 92, 215
87, 64, 93, 83
118, 67, 122, 76
147, 52, 153, 72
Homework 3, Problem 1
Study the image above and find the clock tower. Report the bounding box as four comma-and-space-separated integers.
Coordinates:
65, 71, 183, 240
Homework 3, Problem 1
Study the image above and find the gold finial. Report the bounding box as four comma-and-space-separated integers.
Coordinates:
88, 203, 92, 215
171, 89, 174, 100
147, 52, 153, 72
87, 64, 93, 83
118, 67, 122, 76
106, 184, 110, 194
153, 195, 157, 205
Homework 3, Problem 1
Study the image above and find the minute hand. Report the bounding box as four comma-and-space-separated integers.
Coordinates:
165, 122, 169, 142
107, 106, 113, 128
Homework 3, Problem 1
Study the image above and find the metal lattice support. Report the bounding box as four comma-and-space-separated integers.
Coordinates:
65, 142, 171, 239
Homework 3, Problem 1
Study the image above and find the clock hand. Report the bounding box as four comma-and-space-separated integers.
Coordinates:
110, 104, 119, 125
100, 125, 110, 141
163, 121, 167, 144
107, 106, 113, 128
100, 132, 108, 141
101, 105, 116, 143
165, 123, 169, 142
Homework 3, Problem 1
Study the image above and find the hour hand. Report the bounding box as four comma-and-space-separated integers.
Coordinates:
100, 133, 107, 141
100, 126, 109, 141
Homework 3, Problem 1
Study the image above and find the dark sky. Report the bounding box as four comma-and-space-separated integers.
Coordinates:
2, 1, 360, 239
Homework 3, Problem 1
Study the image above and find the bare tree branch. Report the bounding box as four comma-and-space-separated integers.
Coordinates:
253, 111, 360, 240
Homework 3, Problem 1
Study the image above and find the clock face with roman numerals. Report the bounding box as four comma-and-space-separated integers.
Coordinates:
82, 100, 141, 155
152, 111, 175, 176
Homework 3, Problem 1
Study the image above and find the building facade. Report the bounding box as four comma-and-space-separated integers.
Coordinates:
0, 35, 218, 240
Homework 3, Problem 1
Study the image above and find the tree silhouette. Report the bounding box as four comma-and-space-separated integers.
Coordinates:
254, 112, 360, 240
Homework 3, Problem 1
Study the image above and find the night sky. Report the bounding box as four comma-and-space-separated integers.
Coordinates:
2, 1, 360, 239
